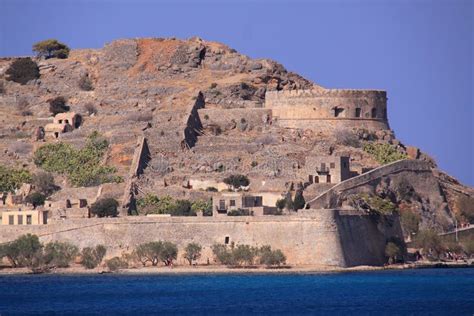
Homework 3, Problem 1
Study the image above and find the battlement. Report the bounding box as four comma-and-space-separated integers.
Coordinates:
265, 89, 387, 100
265, 89, 389, 131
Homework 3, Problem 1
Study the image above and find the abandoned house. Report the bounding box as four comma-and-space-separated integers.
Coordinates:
304, 156, 351, 184
1, 208, 49, 225
44, 112, 82, 139
212, 192, 278, 216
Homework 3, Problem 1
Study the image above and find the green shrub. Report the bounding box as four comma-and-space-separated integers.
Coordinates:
49, 96, 70, 115
136, 194, 196, 216
205, 187, 218, 192
276, 198, 286, 210
212, 244, 286, 267
33, 39, 70, 59
414, 230, 445, 259
43, 241, 79, 268
24, 192, 46, 208
363, 143, 407, 165
106, 257, 128, 272
5, 58, 40, 84
259, 246, 286, 267
211, 244, 235, 265
223, 174, 250, 190
184, 243, 202, 265
78, 74, 94, 91
349, 193, 397, 215
0, 80, 5, 94
0, 166, 31, 193
232, 245, 256, 266
191, 199, 212, 216
90, 198, 119, 218
227, 209, 251, 216
81, 245, 107, 269
34, 132, 117, 187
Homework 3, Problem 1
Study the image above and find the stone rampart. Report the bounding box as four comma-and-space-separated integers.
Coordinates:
121, 136, 151, 215
307, 159, 432, 209
0, 210, 403, 267
265, 89, 389, 131
198, 108, 271, 130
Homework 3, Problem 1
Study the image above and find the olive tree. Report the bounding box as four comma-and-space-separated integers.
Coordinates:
184, 243, 202, 265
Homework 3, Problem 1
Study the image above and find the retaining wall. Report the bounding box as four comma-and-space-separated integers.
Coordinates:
0, 210, 404, 267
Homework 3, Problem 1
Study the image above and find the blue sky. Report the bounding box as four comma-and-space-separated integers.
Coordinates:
1, 0, 472, 186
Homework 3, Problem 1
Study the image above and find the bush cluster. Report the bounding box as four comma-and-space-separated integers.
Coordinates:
134, 241, 178, 266
212, 244, 286, 267
349, 193, 397, 215
223, 174, 250, 190
90, 198, 119, 218
106, 257, 128, 272
183, 243, 202, 265
33, 132, 120, 187
227, 209, 252, 216
363, 143, 407, 165
5, 58, 40, 85
276, 191, 305, 212
81, 245, 107, 269
0, 235, 79, 270
78, 74, 94, 91
49, 96, 70, 115
0, 166, 31, 193
136, 194, 206, 216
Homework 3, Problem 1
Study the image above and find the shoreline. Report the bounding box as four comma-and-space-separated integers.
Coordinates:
0, 261, 472, 276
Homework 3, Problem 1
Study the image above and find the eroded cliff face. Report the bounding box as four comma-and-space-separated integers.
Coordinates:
0, 37, 472, 232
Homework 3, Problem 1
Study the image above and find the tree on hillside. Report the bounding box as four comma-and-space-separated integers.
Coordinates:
414, 229, 445, 259
90, 198, 119, 218
33, 39, 70, 59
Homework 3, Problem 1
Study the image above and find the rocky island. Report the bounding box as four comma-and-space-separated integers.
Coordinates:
0, 38, 472, 272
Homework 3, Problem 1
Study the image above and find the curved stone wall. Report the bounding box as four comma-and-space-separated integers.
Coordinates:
265, 89, 389, 130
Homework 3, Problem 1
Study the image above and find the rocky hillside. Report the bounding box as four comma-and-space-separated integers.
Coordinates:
0, 37, 472, 233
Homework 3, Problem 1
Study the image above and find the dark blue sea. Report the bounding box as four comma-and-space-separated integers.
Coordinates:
0, 268, 473, 315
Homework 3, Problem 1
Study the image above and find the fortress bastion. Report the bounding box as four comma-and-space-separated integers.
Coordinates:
265, 89, 390, 131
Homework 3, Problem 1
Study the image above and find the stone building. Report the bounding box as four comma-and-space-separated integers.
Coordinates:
304, 156, 351, 184
1, 208, 49, 225
212, 192, 278, 216
265, 89, 389, 131
44, 112, 82, 139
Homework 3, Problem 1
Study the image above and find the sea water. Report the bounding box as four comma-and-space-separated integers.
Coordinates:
0, 268, 473, 315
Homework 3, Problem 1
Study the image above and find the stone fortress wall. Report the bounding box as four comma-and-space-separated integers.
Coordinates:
265, 89, 390, 130
0, 209, 402, 267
